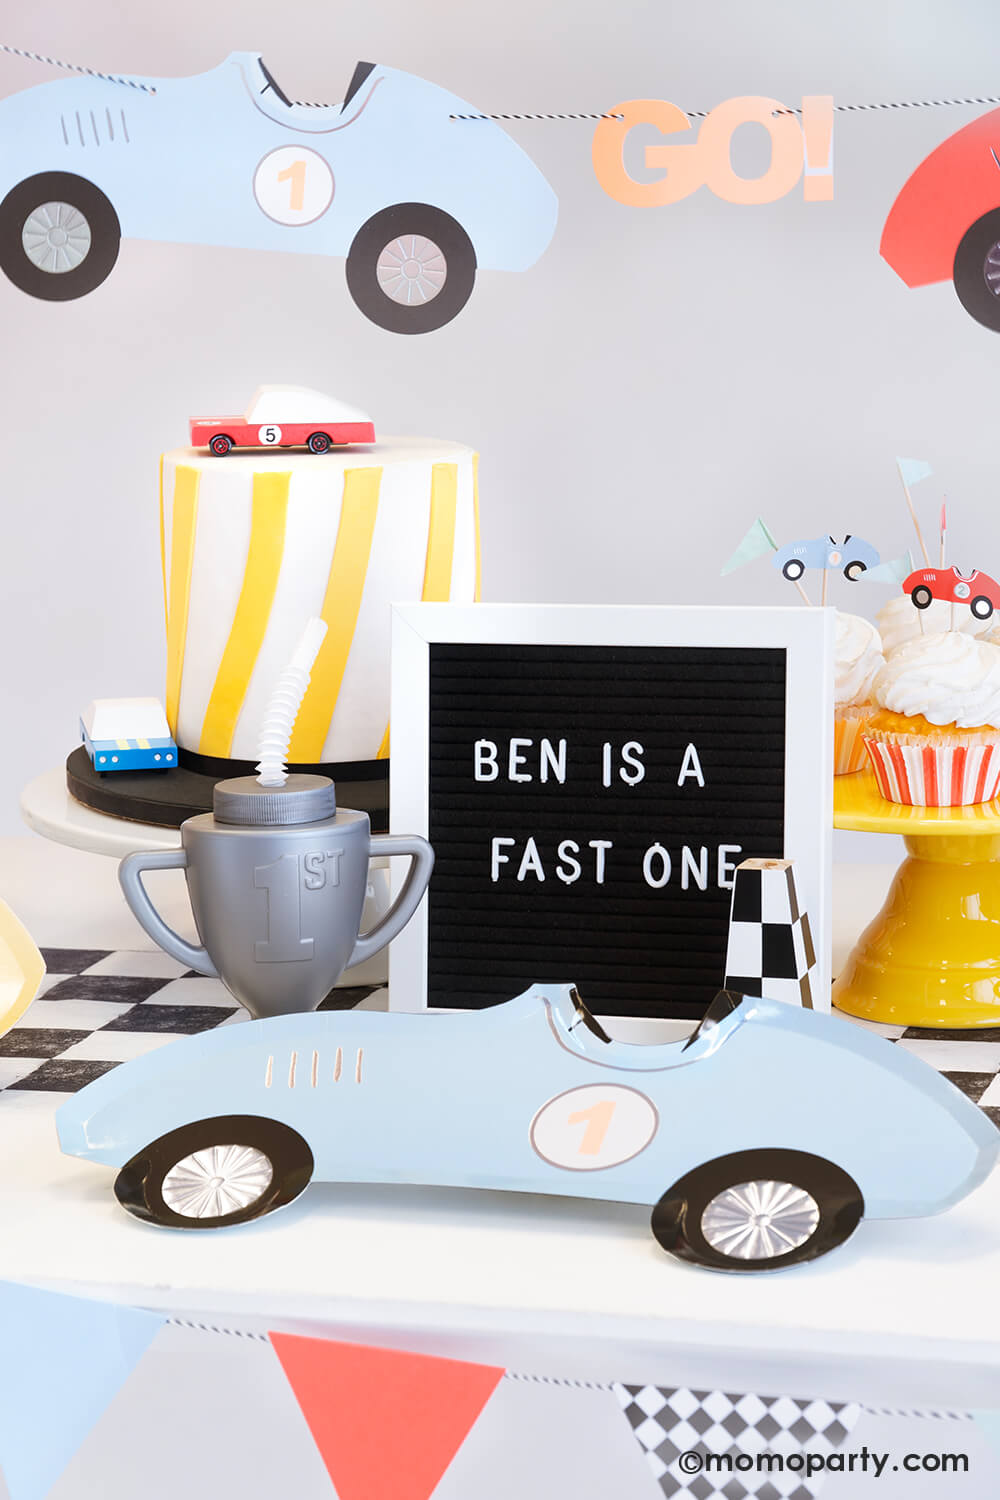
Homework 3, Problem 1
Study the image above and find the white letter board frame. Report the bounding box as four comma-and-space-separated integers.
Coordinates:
388, 603, 833, 1017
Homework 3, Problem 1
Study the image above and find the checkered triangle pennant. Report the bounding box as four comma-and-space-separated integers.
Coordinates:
612, 1384, 861, 1499
724, 859, 817, 1009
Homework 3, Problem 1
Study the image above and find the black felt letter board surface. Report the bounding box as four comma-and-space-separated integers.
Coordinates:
426, 642, 786, 1019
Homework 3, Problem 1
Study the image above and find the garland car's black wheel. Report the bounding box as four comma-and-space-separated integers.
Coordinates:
781, 559, 805, 581
346, 203, 477, 334
209, 434, 234, 456
971, 594, 995, 620
114, 1115, 314, 1229
910, 584, 933, 609
953, 209, 1000, 333
651, 1149, 864, 1272
0, 172, 120, 300
843, 560, 867, 581
308, 431, 332, 453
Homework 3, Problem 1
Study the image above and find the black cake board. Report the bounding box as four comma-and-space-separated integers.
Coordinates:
66, 746, 389, 832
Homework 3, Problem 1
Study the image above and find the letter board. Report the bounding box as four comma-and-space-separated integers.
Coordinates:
389, 605, 832, 1020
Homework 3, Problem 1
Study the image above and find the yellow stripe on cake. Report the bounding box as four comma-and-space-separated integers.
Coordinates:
199, 472, 291, 758
158, 454, 169, 634
290, 468, 382, 764
164, 465, 200, 736
423, 463, 458, 601
371, 463, 461, 762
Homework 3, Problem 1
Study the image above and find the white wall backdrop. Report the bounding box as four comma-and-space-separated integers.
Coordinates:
1, 0, 997, 840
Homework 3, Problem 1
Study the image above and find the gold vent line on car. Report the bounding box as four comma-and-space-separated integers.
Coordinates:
263, 1047, 365, 1087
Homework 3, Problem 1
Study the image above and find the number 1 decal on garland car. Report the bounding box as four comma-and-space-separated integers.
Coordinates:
530, 1084, 658, 1171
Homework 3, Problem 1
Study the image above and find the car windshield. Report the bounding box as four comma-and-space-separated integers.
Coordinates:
252, 56, 377, 117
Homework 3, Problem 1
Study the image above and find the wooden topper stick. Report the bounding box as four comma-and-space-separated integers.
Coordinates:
820, 567, 829, 607
792, 576, 811, 606
898, 470, 931, 565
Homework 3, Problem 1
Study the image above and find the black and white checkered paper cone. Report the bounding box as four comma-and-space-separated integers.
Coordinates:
612, 1384, 862, 1499
724, 859, 817, 1009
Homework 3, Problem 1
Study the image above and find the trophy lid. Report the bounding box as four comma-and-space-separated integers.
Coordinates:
212, 774, 336, 827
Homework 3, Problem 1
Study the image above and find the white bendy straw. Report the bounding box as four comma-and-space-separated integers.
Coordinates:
255, 617, 329, 786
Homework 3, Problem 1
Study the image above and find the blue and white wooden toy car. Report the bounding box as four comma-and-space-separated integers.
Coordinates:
0, 52, 558, 333
772, 534, 880, 583
56, 983, 998, 1271
81, 698, 177, 772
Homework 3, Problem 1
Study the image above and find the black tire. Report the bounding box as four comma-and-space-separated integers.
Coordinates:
0, 171, 120, 301
114, 1115, 314, 1229
843, 560, 867, 581
781, 559, 805, 581
953, 208, 1000, 333
971, 594, 995, 620
910, 584, 933, 610
209, 434, 233, 456
346, 203, 476, 334
307, 431, 332, 454
650, 1148, 863, 1273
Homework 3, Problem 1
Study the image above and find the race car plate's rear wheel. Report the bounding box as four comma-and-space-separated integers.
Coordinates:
346, 203, 476, 334
114, 1115, 314, 1229
0, 171, 120, 300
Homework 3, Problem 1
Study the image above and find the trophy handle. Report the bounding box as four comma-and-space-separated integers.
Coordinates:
118, 848, 219, 976
346, 836, 435, 968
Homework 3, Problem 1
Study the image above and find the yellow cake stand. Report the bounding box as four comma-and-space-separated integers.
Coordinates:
834, 769, 1000, 1028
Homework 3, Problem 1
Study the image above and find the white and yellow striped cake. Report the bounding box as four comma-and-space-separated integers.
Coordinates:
159, 437, 480, 768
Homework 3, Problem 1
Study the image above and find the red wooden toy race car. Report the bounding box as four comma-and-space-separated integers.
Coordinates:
191, 385, 375, 456
903, 565, 1000, 621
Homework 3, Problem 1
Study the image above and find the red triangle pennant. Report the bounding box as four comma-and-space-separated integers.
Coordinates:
269, 1333, 505, 1500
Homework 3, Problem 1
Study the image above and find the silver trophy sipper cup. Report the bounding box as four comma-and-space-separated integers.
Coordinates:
118, 773, 433, 1019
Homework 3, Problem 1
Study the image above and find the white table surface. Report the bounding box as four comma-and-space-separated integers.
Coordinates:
5, 830, 998, 1404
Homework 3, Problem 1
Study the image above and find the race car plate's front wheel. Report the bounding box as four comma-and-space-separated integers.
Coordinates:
346, 203, 476, 334
0, 172, 121, 301
114, 1115, 314, 1229
650, 1148, 864, 1272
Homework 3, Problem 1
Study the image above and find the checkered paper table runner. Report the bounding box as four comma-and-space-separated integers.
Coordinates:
2, 950, 1000, 1115
613, 1384, 862, 1499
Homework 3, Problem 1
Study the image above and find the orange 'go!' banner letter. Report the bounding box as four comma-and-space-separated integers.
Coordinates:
592, 99, 703, 207
594, 95, 833, 206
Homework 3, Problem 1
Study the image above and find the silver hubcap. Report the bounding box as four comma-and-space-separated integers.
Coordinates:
377, 234, 447, 305
22, 202, 92, 272
161, 1144, 273, 1219
985, 241, 1000, 296
700, 1179, 820, 1260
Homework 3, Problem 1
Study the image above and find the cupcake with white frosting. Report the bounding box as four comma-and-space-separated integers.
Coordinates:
876, 595, 990, 656
833, 612, 885, 774
864, 631, 1000, 805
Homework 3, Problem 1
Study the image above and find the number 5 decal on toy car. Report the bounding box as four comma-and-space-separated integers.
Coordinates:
530, 1084, 659, 1171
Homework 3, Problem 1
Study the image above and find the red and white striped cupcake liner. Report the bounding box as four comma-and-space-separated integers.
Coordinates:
864, 736, 1000, 807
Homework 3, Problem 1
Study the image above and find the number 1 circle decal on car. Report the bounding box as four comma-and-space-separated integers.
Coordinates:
530, 1084, 658, 1171
253, 146, 335, 227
